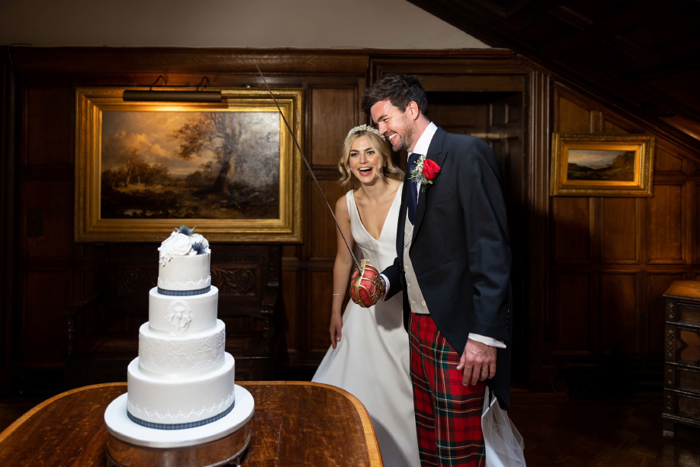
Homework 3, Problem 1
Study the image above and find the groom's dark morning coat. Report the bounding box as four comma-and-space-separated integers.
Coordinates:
383, 127, 513, 409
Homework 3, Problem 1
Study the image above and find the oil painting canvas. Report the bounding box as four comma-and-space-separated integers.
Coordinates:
100, 111, 280, 220
566, 149, 635, 181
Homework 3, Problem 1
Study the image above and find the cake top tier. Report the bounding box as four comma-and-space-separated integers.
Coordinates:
158, 225, 210, 265
158, 226, 212, 293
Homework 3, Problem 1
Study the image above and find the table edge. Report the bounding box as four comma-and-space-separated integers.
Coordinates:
270, 381, 383, 467
0, 381, 383, 466
0, 382, 127, 443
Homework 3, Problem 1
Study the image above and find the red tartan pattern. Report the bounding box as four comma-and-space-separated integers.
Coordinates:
410, 313, 486, 467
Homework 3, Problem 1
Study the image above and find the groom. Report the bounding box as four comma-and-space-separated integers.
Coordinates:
355, 74, 513, 466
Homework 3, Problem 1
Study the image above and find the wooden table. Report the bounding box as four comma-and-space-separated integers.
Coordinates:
0, 382, 383, 466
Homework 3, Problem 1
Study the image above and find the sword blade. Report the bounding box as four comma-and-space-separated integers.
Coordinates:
254, 63, 362, 272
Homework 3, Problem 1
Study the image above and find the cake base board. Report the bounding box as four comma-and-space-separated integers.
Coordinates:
104, 384, 254, 449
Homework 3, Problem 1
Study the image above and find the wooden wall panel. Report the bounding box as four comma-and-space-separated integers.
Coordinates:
553, 197, 591, 263
286, 82, 362, 370
2, 49, 543, 393
600, 198, 638, 264
309, 180, 346, 259
25, 88, 73, 166
23, 180, 72, 259
430, 104, 485, 134
16, 46, 700, 393
20, 271, 71, 363
557, 96, 592, 133
655, 145, 685, 173
553, 274, 592, 353
547, 84, 696, 390
602, 119, 628, 135
600, 273, 638, 355
695, 184, 700, 264
281, 268, 298, 354
308, 270, 334, 352
309, 87, 357, 167
648, 184, 684, 263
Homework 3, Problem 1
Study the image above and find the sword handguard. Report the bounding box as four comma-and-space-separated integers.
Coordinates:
350, 259, 385, 308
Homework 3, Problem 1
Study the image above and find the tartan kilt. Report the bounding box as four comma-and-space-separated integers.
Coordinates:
410, 312, 486, 467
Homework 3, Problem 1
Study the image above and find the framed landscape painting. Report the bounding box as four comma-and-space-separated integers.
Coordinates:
75, 87, 304, 242
550, 133, 655, 197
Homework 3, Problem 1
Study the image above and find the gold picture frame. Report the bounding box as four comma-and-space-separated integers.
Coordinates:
75, 87, 304, 242
550, 133, 655, 197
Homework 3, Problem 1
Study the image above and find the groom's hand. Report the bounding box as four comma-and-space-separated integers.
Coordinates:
457, 338, 497, 386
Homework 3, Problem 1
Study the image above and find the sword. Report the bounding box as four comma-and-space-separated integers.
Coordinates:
254, 63, 363, 272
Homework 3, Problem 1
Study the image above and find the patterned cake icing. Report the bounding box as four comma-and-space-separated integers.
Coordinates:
125, 226, 236, 428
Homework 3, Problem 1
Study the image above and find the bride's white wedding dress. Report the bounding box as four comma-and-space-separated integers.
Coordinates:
313, 184, 420, 467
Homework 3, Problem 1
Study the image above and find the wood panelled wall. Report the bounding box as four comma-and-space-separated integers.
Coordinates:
1, 48, 539, 396
544, 84, 700, 389
2, 46, 699, 396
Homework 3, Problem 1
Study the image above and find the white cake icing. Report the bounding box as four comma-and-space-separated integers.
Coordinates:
138, 320, 226, 377
127, 353, 236, 424
157, 253, 211, 291
123, 228, 235, 427
148, 287, 219, 334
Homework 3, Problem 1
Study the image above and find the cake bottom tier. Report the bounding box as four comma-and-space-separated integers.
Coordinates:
127, 352, 235, 426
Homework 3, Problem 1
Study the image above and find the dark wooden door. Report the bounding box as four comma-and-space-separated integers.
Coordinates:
428, 90, 527, 384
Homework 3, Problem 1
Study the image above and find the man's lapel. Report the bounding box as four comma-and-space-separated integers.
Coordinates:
412, 128, 448, 243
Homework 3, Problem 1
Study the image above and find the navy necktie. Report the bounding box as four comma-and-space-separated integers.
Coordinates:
407, 153, 420, 225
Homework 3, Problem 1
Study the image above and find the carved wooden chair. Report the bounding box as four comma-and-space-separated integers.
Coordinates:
65, 244, 285, 389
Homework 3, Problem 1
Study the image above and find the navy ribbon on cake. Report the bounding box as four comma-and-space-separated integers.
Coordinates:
157, 285, 211, 296
127, 400, 235, 430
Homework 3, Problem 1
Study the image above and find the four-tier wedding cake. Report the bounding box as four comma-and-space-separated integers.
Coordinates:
126, 226, 236, 428
105, 227, 254, 461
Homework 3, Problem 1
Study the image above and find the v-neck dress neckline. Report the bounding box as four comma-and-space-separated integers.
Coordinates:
348, 184, 403, 243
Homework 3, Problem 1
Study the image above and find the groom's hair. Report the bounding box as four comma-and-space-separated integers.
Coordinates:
361, 73, 429, 116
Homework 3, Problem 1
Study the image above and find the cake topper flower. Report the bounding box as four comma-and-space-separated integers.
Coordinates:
163, 233, 194, 257
189, 233, 210, 253
192, 242, 207, 255
177, 225, 196, 236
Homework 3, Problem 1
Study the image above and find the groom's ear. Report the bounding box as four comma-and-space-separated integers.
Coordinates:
406, 101, 421, 120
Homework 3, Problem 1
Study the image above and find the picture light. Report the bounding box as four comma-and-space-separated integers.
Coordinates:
122, 90, 222, 103
122, 75, 221, 103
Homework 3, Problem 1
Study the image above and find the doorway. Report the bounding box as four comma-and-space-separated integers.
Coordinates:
427, 90, 528, 386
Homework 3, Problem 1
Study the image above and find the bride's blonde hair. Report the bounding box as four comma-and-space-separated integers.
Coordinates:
338, 126, 403, 190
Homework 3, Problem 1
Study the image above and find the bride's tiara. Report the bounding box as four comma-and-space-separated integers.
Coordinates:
344, 124, 386, 145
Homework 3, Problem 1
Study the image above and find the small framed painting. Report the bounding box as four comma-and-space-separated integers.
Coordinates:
75, 87, 304, 242
550, 133, 654, 197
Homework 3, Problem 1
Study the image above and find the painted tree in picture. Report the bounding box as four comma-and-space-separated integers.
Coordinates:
100, 111, 280, 219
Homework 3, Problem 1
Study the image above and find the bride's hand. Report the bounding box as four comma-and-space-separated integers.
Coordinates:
329, 312, 342, 349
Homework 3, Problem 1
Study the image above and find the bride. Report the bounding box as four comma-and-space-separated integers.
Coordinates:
312, 125, 420, 467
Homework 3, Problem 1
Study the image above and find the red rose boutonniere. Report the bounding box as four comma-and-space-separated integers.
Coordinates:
409, 155, 441, 192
